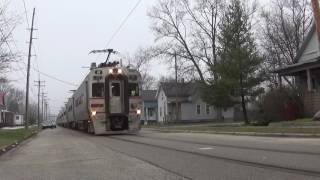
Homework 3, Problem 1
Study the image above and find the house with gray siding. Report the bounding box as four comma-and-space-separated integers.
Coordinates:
156, 82, 234, 123
275, 23, 320, 117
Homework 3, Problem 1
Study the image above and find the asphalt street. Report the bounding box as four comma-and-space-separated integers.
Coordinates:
0, 128, 320, 180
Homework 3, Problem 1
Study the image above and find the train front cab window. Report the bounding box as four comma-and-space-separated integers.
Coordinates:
92, 83, 104, 97
109, 81, 123, 114
129, 83, 139, 96
111, 82, 120, 96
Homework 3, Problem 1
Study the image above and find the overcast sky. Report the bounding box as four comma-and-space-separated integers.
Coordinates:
6, 0, 271, 114
7, 0, 166, 114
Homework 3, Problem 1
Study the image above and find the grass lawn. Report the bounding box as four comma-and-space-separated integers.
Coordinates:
144, 119, 320, 134
0, 128, 38, 149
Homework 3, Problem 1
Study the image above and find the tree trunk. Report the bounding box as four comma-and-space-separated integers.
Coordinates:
241, 94, 249, 125
240, 74, 249, 125
216, 108, 223, 121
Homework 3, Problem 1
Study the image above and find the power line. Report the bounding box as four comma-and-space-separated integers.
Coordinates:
21, 0, 30, 27
19, 61, 78, 87
96, 0, 142, 61
16, 59, 77, 89
33, 68, 78, 87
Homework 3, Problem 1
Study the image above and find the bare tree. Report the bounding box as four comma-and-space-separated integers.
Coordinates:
148, 0, 226, 83
124, 47, 157, 90
0, 79, 24, 113
260, 0, 313, 87
6, 87, 24, 113
0, 2, 18, 76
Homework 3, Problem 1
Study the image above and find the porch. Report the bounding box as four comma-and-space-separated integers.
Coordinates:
275, 58, 320, 117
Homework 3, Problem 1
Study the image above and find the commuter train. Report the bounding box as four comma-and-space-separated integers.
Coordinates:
56, 61, 142, 135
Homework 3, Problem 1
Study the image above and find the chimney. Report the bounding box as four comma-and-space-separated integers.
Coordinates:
311, 0, 320, 43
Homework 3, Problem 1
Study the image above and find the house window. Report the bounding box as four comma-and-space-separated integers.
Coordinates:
206, 104, 210, 115
160, 107, 162, 117
196, 104, 201, 115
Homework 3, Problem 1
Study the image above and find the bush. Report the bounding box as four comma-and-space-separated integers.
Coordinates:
260, 88, 303, 122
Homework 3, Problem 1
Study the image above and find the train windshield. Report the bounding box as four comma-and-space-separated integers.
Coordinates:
129, 83, 139, 97
111, 82, 120, 96
92, 83, 104, 97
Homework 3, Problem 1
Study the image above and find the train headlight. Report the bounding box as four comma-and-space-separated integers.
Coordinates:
118, 69, 122, 74
108, 69, 113, 74
91, 111, 97, 116
136, 109, 141, 115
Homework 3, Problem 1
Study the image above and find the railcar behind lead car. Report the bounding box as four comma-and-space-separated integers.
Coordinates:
56, 62, 142, 135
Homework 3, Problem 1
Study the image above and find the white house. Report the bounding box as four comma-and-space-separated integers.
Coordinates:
14, 114, 24, 126
141, 90, 158, 124
156, 82, 234, 123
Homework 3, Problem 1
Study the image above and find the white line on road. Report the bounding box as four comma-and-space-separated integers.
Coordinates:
198, 147, 214, 150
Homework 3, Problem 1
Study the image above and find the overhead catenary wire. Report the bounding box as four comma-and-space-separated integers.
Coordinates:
95, 0, 142, 61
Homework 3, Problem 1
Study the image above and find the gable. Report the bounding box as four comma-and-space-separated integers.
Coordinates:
297, 24, 320, 63
142, 90, 157, 101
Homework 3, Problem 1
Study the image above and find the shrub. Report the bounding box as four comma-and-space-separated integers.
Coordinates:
260, 87, 303, 122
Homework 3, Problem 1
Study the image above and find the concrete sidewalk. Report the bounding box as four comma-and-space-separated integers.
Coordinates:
148, 128, 320, 138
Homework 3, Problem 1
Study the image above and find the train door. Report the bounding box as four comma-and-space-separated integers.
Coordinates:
109, 81, 123, 114
106, 75, 129, 131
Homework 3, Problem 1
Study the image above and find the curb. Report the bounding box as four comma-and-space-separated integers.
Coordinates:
0, 130, 39, 156
153, 129, 320, 138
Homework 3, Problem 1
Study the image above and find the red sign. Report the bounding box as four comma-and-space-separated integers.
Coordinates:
0, 92, 5, 106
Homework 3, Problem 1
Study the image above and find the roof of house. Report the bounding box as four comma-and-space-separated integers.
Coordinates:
274, 57, 320, 75
141, 90, 157, 101
159, 82, 197, 98
274, 23, 320, 75
294, 23, 316, 63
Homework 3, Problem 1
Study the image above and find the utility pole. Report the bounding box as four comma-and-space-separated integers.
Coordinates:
41, 92, 47, 124
45, 102, 48, 123
34, 80, 45, 129
174, 52, 179, 122
24, 8, 36, 129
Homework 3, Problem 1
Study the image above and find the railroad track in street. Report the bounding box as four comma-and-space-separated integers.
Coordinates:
106, 135, 320, 178
136, 134, 320, 156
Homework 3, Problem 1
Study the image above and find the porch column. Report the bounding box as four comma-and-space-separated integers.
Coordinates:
307, 68, 312, 91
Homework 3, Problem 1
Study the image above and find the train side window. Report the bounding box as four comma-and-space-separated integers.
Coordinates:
111, 82, 120, 96
129, 83, 139, 96
92, 83, 104, 97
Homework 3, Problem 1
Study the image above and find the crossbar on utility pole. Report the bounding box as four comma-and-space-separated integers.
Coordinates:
24, 8, 36, 129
